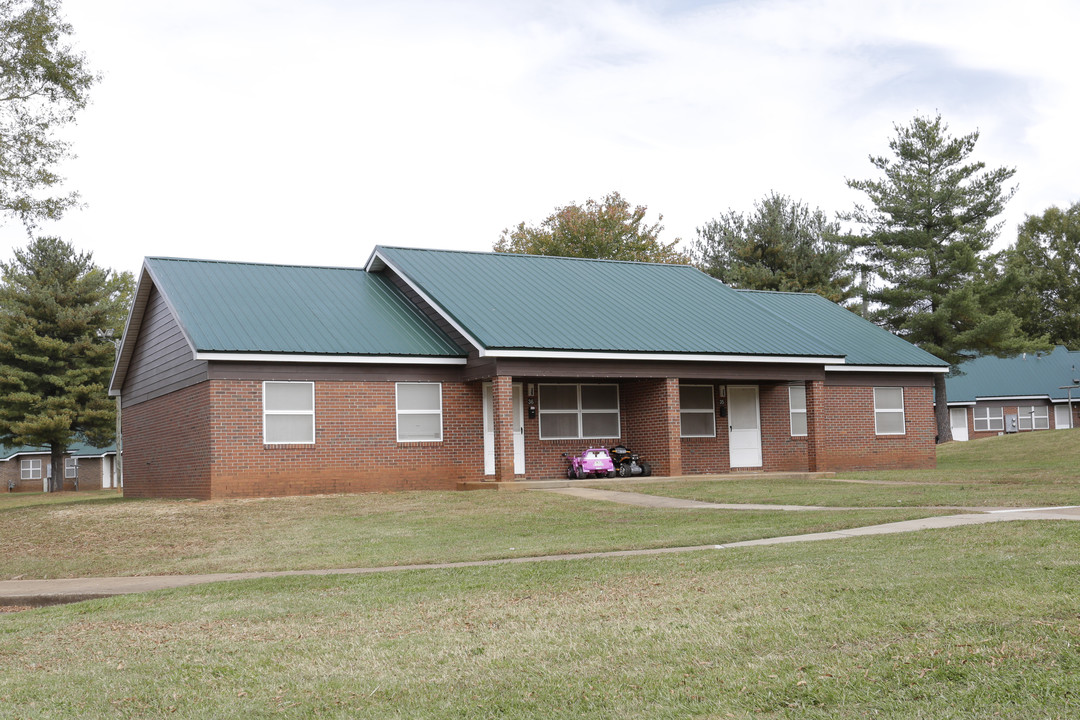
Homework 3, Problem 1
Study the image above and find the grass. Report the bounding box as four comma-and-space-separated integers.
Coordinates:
610, 429, 1080, 508
2, 430, 1078, 717
1, 521, 1077, 718
0, 490, 938, 580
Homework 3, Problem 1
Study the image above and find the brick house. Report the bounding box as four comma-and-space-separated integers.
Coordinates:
2, 442, 118, 493
109, 247, 948, 499
943, 346, 1080, 441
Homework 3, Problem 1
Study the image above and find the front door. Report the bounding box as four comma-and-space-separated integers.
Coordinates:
728, 385, 762, 468
950, 407, 969, 441
483, 382, 525, 476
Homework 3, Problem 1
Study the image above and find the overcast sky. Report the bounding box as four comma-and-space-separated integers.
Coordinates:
4, 0, 1078, 276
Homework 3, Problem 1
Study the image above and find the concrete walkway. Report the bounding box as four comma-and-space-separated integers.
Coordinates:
2, 501, 1078, 608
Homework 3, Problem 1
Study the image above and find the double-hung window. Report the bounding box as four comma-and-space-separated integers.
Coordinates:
973, 406, 1004, 432
263, 381, 315, 444
539, 384, 620, 439
65, 458, 78, 478
680, 385, 716, 437
1017, 405, 1049, 431
396, 382, 443, 442
873, 387, 905, 435
788, 385, 807, 436
20, 458, 41, 480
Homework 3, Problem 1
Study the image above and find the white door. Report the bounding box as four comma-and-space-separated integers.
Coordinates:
483, 383, 525, 476
728, 385, 762, 468
1054, 404, 1072, 430
950, 407, 969, 442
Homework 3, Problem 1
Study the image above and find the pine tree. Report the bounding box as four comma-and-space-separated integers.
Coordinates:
843, 114, 1038, 442
691, 192, 854, 303
0, 237, 130, 490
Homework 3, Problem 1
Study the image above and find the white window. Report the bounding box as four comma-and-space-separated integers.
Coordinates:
874, 387, 905, 435
263, 381, 315, 444
973, 406, 1004, 432
396, 382, 442, 442
65, 458, 78, 478
680, 385, 716, 437
788, 385, 807, 437
539, 384, 620, 440
1017, 405, 1049, 431
20, 458, 41, 480
1054, 404, 1072, 430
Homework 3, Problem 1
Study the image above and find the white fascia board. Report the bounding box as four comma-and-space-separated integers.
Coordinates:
974, 395, 1051, 402
487, 349, 843, 364
367, 250, 486, 355
195, 352, 467, 365
945, 401, 977, 406
824, 364, 948, 373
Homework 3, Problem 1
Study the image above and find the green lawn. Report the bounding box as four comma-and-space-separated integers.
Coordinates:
0, 490, 937, 580
2, 430, 1078, 718
612, 429, 1080, 508
1, 521, 1077, 718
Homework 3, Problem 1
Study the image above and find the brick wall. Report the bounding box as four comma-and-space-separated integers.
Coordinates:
819, 384, 936, 471
207, 379, 484, 499
123, 382, 213, 498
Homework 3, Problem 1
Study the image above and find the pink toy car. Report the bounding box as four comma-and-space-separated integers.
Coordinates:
564, 447, 616, 479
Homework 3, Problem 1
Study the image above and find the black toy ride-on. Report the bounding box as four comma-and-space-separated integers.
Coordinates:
608, 445, 651, 478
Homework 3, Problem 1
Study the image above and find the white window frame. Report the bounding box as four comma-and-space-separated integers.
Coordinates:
1017, 405, 1049, 431
788, 384, 807, 437
65, 457, 78, 478
20, 458, 41, 480
263, 381, 316, 445
973, 406, 1004, 432
396, 382, 443, 443
538, 383, 621, 440
680, 384, 716, 438
873, 387, 906, 436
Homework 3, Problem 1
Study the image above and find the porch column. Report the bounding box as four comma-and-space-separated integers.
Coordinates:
660, 377, 683, 476
805, 379, 825, 472
491, 375, 516, 482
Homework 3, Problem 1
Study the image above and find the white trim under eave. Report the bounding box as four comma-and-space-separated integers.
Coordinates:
945, 401, 977, 406
825, 364, 949, 373
487, 349, 843, 364
195, 352, 467, 365
974, 394, 1052, 402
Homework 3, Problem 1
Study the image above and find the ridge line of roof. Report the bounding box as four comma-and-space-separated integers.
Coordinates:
146, 256, 364, 272
374, 245, 698, 269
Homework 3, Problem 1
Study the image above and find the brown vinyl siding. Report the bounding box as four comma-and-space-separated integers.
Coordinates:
121, 286, 208, 407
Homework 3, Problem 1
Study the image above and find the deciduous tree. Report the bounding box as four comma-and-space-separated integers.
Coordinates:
843, 113, 1039, 442
0, 237, 132, 491
495, 191, 686, 263
991, 202, 1080, 349
691, 192, 854, 303
1, 0, 97, 229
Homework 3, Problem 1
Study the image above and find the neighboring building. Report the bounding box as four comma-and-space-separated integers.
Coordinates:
1, 442, 119, 493
109, 247, 949, 500
944, 346, 1080, 441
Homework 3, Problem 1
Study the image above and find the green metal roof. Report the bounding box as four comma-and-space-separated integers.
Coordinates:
370, 247, 847, 358
1, 441, 116, 461
736, 290, 948, 367
945, 346, 1080, 402
145, 258, 464, 357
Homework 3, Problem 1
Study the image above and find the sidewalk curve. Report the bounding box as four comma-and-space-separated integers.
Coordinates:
2, 505, 1078, 607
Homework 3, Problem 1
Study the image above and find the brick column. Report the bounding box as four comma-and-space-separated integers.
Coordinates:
660, 377, 682, 477
491, 375, 516, 482
805, 379, 825, 472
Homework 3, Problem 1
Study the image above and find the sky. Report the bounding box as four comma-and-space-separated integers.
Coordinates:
3, 0, 1079, 277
